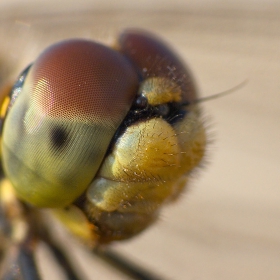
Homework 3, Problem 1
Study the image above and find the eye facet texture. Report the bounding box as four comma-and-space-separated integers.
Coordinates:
2, 39, 138, 207
28, 39, 138, 124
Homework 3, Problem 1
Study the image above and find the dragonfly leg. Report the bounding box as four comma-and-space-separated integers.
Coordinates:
0, 239, 41, 280
93, 247, 165, 280
42, 239, 84, 280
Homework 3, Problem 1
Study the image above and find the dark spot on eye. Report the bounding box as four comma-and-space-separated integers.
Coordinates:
51, 126, 68, 149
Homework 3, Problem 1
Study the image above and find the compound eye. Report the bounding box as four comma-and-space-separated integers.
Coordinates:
118, 29, 198, 105
2, 39, 138, 207
26, 39, 138, 124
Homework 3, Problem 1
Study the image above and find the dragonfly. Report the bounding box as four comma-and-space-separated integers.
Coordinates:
0, 10, 208, 280
3, 6, 276, 280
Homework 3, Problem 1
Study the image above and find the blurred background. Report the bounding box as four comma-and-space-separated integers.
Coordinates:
0, 1, 279, 279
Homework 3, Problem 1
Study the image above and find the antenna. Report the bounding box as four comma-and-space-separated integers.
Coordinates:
185, 80, 248, 106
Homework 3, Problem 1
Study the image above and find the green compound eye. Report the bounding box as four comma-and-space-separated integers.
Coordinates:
1, 39, 138, 207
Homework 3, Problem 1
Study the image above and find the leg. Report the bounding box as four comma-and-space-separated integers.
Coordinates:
93, 247, 165, 280
0, 240, 41, 280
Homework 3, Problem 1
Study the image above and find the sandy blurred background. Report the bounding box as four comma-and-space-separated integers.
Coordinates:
0, 1, 279, 279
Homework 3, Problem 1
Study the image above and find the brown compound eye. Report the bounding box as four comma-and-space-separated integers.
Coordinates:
1, 39, 139, 207
26, 39, 138, 124
117, 29, 197, 105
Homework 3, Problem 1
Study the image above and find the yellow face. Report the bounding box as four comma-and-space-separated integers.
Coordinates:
1, 29, 206, 244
